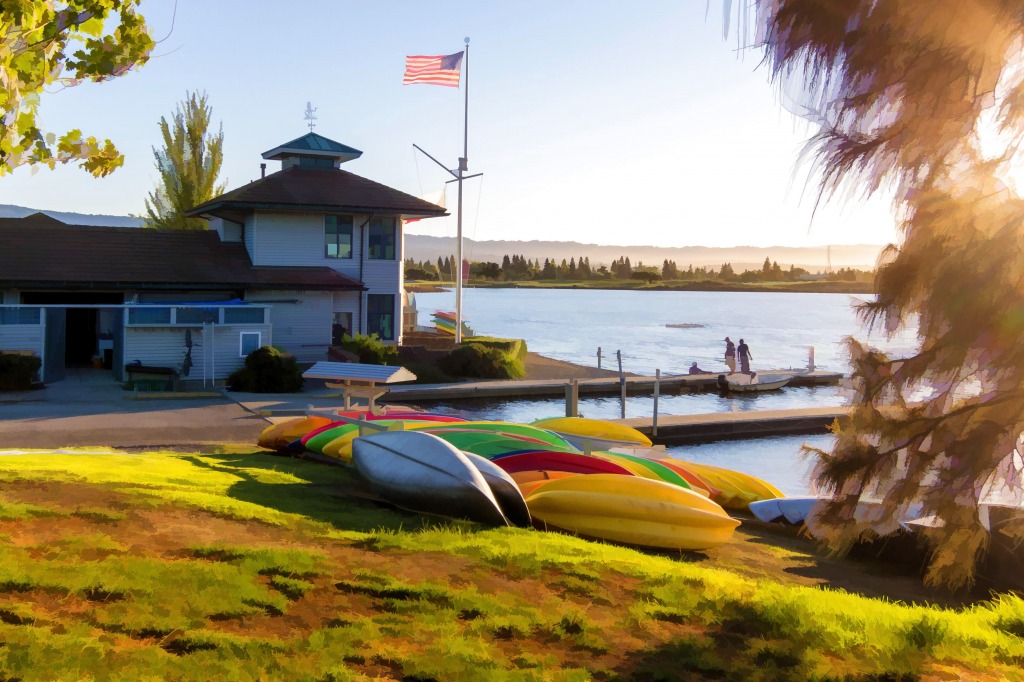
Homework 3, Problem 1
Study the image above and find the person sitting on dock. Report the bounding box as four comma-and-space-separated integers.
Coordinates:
688, 362, 708, 375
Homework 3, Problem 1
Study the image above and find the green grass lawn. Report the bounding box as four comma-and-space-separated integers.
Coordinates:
0, 448, 1021, 681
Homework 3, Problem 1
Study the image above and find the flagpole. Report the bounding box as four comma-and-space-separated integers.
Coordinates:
455, 37, 469, 344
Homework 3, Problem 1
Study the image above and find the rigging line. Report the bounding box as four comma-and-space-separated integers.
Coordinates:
412, 145, 423, 197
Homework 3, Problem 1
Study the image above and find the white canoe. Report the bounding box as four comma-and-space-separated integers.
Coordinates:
463, 452, 532, 528
352, 431, 510, 527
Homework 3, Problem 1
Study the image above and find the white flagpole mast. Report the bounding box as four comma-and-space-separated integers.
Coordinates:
455, 37, 470, 344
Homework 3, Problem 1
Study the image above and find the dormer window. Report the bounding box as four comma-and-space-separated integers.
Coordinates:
325, 215, 353, 258
368, 217, 396, 260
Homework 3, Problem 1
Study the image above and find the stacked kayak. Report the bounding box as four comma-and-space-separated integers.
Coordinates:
258, 412, 786, 551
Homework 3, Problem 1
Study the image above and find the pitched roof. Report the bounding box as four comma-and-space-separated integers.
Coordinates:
262, 133, 363, 162
186, 166, 447, 219
0, 220, 364, 292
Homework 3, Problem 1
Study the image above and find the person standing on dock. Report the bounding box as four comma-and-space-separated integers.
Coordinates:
724, 337, 736, 374
737, 338, 753, 374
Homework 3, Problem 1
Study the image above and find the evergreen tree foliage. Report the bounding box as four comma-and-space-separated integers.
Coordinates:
144, 92, 225, 230
731, 0, 1024, 587
0, 1, 154, 176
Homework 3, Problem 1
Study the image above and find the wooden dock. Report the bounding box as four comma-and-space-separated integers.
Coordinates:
617, 406, 851, 445
382, 370, 842, 403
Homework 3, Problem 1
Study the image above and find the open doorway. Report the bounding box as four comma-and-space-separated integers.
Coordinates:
65, 307, 98, 366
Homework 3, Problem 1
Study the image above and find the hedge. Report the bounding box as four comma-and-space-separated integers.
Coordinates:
438, 343, 525, 380
227, 346, 304, 393
339, 333, 398, 365
0, 354, 41, 391
463, 336, 528, 360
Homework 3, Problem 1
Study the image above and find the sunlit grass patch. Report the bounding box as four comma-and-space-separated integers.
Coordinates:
0, 449, 1021, 680
0, 497, 65, 520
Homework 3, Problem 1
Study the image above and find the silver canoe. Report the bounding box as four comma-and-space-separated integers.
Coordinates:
463, 452, 532, 528
352, 430, 510, 527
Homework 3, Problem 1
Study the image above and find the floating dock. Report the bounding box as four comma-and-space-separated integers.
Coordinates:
382, 370, 842, 402
617, 406, 850, 445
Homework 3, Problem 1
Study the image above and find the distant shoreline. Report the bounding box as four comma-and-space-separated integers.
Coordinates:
405, 280, 874, 294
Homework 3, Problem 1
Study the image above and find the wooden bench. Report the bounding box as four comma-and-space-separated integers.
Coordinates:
124, 364, 178, 391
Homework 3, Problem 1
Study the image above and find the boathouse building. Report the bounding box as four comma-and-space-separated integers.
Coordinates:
0, 133, 446, 384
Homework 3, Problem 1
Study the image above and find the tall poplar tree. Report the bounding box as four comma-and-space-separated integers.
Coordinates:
145, 92, 225, 230
0, 1, 154, 176
730, 1, 1024, 587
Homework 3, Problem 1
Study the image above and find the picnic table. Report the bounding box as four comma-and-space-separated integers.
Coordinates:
301, 361, 417, 413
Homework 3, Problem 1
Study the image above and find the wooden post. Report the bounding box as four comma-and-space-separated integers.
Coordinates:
564, 380, 579, 417
652, 369, 660, 438
808, 345, 816, 372
564, 382, 571, 417
617, 349, 626, 419
597, 346, 602, 370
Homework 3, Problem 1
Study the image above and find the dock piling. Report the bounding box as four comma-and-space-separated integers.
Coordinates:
652, 369, 660, 437
617, 350, 625, 419
597, 346, 602, 370
565, 379, 579, 417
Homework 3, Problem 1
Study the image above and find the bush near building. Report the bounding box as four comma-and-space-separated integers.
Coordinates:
227, 346, 304, 393
0, 354, 41, 390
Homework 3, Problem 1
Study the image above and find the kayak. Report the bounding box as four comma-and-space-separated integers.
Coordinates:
408, 421, 579, 452
492, 451, 635, 477
351, 431, 509, 527
524, 474, 740, 551
257, 416, 333, 451
531, 416, 653, 450
462, 452, 532, 528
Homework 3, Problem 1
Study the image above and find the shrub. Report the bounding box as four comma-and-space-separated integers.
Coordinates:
464, 336, 528, 360
339, 333, 398, 365
227, 346, 303, 393
438, 343, 525, 380
0, 354, 41, 390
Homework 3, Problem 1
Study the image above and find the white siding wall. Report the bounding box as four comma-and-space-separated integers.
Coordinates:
0, 324, 44, 357
244, 214, 256, 262
249, 210, 406, 344
124, 324, 271, 381
251, 290, 332, 362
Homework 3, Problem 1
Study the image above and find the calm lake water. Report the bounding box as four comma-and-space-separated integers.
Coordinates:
414, 288, 916, 377
411, 288, 915, 492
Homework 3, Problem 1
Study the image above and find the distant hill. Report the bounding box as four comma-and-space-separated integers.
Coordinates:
404, 235, 885, 271
0, 203, 142, 227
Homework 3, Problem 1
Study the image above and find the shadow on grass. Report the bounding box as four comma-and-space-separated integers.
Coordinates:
738, 524, 981, 608
180, 451, 472, 535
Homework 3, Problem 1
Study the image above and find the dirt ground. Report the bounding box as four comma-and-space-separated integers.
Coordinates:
521, 352, 635, 380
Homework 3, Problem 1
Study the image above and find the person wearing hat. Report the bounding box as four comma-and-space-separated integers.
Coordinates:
724, 337, 736, 374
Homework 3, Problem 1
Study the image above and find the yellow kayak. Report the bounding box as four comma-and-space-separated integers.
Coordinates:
257, 416, 333, 451
531, 417, 653, 449
669, 460, 784, 510
524, 474, 740, 551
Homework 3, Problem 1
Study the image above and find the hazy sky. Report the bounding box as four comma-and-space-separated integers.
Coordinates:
1, 0, 900, 248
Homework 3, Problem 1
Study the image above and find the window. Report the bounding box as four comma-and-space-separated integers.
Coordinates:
366, 294, 395, 340
368, 217, 396, 260
223, 307, 265, 324
176, 307, 218, 324
240, 331, 261, 357
325, 215, 353, 258
0, 308, 41, 325
128, 307, 171, 325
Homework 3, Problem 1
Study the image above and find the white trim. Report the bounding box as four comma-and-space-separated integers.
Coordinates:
239, 331, 261, 357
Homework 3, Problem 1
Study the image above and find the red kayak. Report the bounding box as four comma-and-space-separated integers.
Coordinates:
492, 451, 635, 476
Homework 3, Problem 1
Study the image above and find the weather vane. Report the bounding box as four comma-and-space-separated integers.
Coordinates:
304, 102, 317, 131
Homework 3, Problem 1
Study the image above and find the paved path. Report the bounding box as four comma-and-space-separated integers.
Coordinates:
0, 368, 267, 448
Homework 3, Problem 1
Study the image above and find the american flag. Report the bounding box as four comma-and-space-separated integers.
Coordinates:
403, 52, 464, 87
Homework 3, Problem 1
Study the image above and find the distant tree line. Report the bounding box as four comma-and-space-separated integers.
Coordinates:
404, 254, 872, 283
